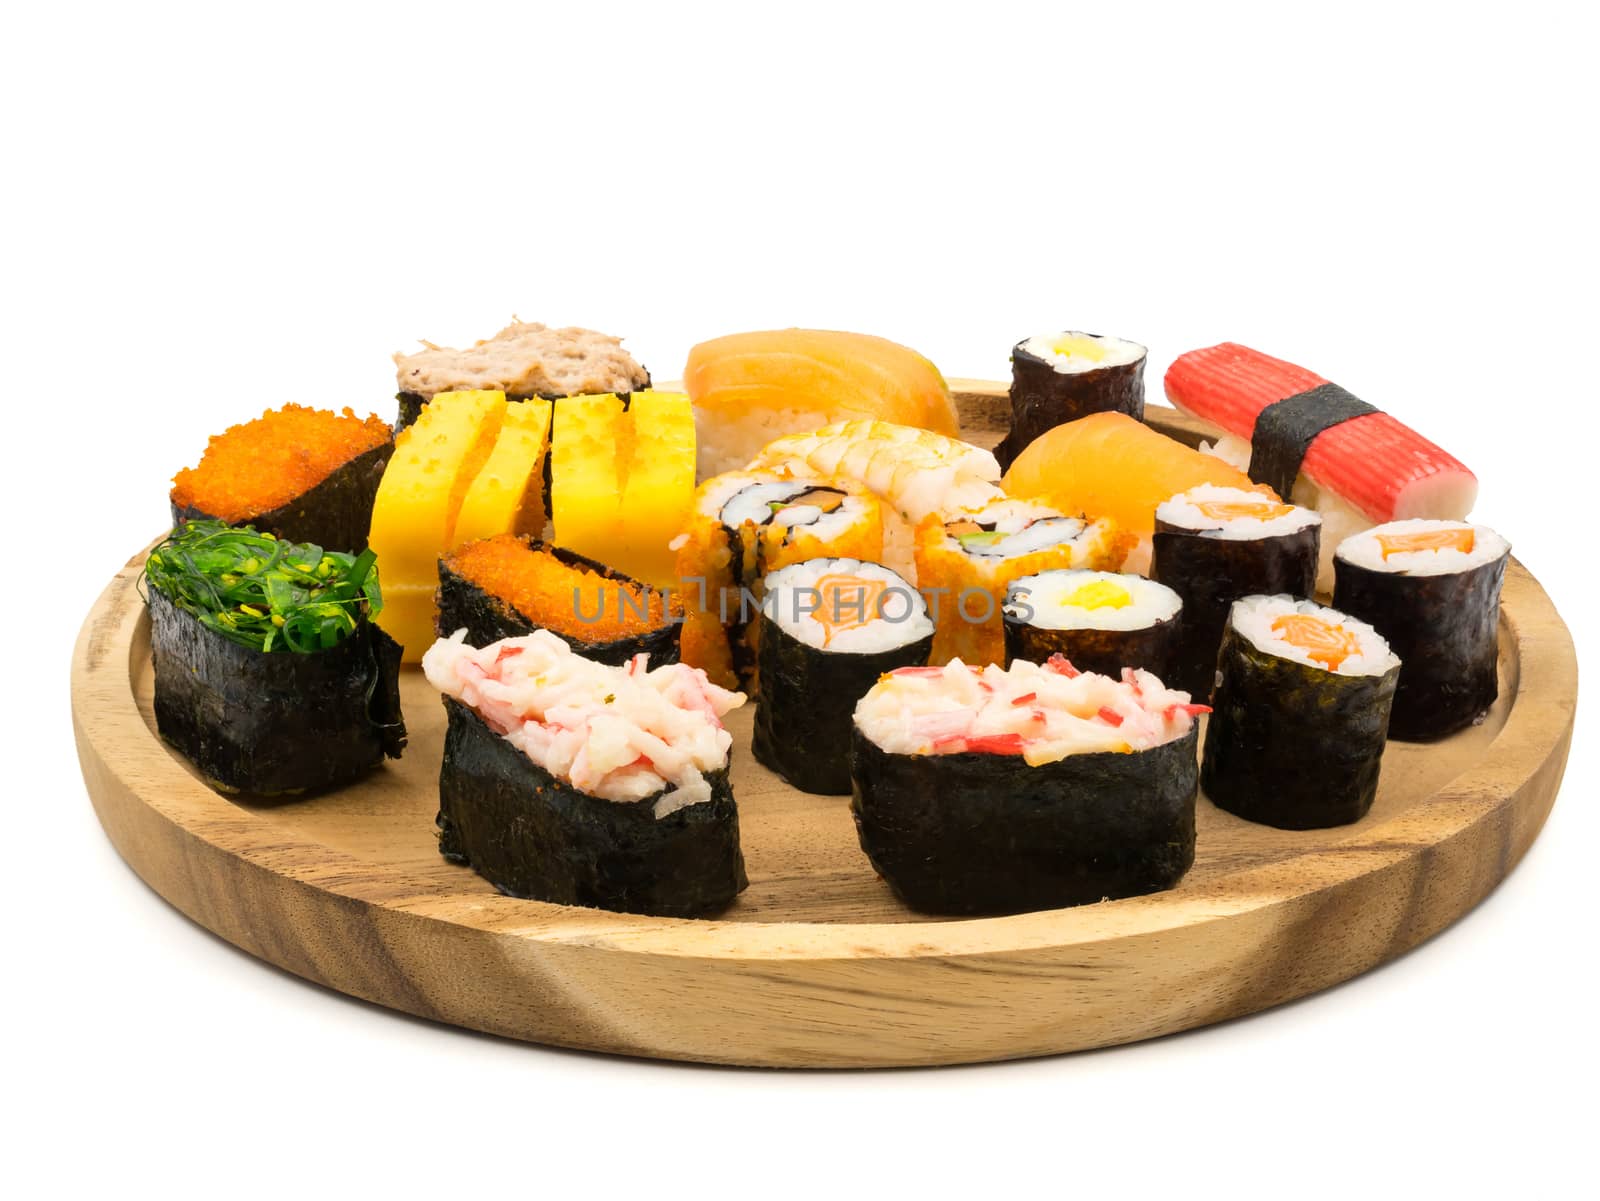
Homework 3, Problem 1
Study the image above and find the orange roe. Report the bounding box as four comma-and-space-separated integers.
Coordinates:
1377, 527, 1476, 560
447, 535, 677, 643
171, 404, 392, 522
1270, 613, 1362, 672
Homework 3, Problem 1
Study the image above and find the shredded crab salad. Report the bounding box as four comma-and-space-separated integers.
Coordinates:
853, 656, 1207, 764
423, 629, 746, 818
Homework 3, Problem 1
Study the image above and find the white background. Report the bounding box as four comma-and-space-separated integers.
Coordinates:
6, 2, 1596, 1197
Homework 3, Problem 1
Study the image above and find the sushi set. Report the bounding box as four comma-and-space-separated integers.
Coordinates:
72, 324, 1575, 1067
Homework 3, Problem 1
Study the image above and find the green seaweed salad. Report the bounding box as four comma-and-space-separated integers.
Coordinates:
145, 520, 382, 653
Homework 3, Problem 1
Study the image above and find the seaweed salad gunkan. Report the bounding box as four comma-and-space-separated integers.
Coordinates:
423, 629, 747, 917
850, 657, 1206, 916
144, 520, 405, 796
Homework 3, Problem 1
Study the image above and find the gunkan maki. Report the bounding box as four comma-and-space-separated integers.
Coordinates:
1003, 568, 1182, 680
170, 405, 394, 553
423, 629, 747, 917
850, 657, 1206, 916
1203, 596, 1399, 829
144, 520, 406, 796
752, 558, 934, 795
438, 535, 680, 667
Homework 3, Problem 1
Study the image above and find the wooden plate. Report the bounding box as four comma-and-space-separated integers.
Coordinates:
72, 386, 1576, 1067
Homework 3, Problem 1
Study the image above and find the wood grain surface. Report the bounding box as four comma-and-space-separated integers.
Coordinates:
71, 386, 1576, 1067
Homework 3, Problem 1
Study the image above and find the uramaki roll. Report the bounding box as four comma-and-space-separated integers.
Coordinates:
1151, 485, 1320, 699
1202, 596, 1399, 829
1332, 519, 1509, 741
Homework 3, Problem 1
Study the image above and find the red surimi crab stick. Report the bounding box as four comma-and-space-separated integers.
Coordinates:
1164, 343, 1477, 524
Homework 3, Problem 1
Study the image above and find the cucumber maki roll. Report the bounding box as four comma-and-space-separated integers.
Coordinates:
1203, 596, 1399, 829
1003, 569, 1181, 680
753, 558, 934, 795
1332, 520, 1509, 741
1151, 485, 1321, 699
995, 332, 1147, 470
438, 535, 680, 667
423, 629, 747, 916
170, 405, 394, 553
850, 657, 1206, 916
144, 521, 406, 796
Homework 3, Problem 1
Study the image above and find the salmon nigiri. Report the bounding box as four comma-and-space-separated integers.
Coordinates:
1001, 411, 1265, 573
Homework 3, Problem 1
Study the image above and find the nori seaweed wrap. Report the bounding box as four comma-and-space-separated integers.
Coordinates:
1151, 486, 1321, 699
1202, 596, 1399, 830
995, 332, 1147, 471
1331, 520, 1509, 741
751, 559, 934, 795
438, 699, 746, 916
144, 523, 406, 797
1002, 569, 1182, 680
169, 405, 395, 554
424, 630, 748, 917
437, 535, 680, 667
849, 658, 1204, 916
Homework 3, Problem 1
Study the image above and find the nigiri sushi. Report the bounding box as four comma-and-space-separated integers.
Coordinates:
1165, 343, 1478, 589
1001, 411, 1266, 573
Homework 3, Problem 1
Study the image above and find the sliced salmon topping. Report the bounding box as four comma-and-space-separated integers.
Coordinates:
1377, 527, 1475, 560
1270, 614, 1362, 671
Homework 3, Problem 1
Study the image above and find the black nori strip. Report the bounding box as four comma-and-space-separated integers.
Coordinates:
436, 537, 679, 667
849, 724, 1198, 916
1202, 618, 1397, 829
437, 697, 746, 916
148, 586, 405, 797
171, 440, 394, 555
1246, 383, 1378, 501
396, 373, 652, 431
994, 336, 1146, 471
1151, 519, 1320, 699
1002, 606, 1178, 681
1332, 547, 1506, 742
752, 612, 933, 796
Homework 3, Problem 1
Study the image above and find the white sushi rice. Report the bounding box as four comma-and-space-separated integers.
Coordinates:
712, 474, 873, 546
423, 629, 746, 819
1157, 484, 1321, 540
1336, 518, 1509, 577
1020, 332, 1147, 374
1006, 569, 1181, 632
695, 406, 837, 480
763, 558, 933, 654
854, 657, 1201, 765
1230, 595, 1398, 677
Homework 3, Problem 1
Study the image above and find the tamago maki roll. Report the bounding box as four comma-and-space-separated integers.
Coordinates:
424, 629, 747, 916
753, 558, 934, 795
1003, 569, 1181, 680
1151, 485, 1321, 698
144, 520, 406, 796
851, 657, 1206, 916
995, 332, 1147, 470
1332, 519, 1509, 741
1203, 596, 1399, 829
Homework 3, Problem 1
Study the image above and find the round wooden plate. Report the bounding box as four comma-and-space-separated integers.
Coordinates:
72, 386, 1576, 1068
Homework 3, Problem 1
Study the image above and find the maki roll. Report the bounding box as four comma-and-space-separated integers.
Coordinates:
914, 498, 1132, 668
393, 320, 650, 429
752, 558, 934, 795
1203, 596, 1399, 830
850, 658, 1206, 916
1003, 569, 1181, 680
1151, 485, 1321, 698
144, 520, 406, 796
995, 332, 1147, 470
171, 405, 394, 553
675, 470, 884, 688
1333, 520, 1510, 741
437, 535, 680, 666
423, 629, 747, 917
